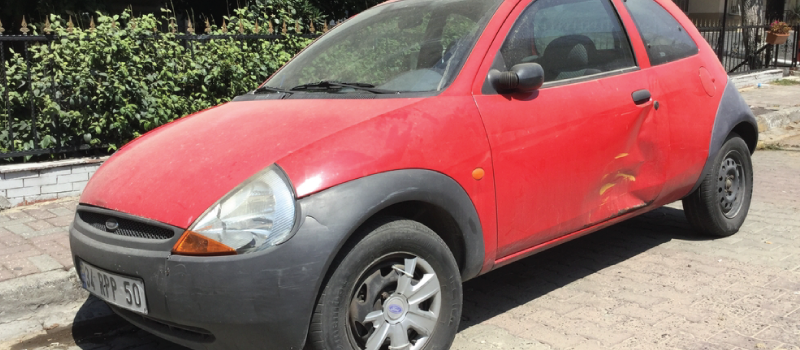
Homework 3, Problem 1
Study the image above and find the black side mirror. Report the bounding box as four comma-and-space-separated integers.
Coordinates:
488, 63, 545, 93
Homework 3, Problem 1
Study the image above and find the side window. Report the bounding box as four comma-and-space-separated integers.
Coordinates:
498, 0, 636, 83
624, 0, 699, 65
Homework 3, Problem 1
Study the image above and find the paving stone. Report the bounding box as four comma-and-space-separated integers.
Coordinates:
22, 208, 58, 220
27, 254, 63, 272
752, 326, 800, 345
0, 229, 25, 247
2, 258, 40, 277
24, 219, 55, 231
709, 329, 783, 349
0, 243, 42, 261
45, 215, 74, 228
47, 207, 75, 217
0, 266, 14, 282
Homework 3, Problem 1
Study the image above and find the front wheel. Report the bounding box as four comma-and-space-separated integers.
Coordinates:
307, 218, 462, 350
683, 134, 754, 237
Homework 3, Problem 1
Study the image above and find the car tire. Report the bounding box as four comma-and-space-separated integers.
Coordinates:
682, 134, 753, 237
306, 217, 462, 350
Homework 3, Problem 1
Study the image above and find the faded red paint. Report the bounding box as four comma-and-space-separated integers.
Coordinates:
81, 0, 727, 277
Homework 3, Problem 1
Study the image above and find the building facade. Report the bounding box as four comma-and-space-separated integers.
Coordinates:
680, 0, 800, 23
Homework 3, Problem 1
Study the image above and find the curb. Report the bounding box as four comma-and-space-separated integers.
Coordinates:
730, 69, 785, 89
0, 268, 86, 325
756, 107, 800, 132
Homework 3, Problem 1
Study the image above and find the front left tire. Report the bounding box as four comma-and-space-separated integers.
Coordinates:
307, 218, 462, 350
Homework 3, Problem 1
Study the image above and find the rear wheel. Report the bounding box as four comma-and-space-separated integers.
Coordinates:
683, 134, 753, 237
307, 218, 462, 350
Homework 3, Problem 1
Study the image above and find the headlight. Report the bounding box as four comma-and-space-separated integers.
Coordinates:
172, 165, 297, 256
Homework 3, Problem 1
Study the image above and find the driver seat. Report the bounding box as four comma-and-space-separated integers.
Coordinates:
540, 35, 601, 82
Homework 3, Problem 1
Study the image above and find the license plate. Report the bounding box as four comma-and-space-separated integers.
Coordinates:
79, 260, 148, 315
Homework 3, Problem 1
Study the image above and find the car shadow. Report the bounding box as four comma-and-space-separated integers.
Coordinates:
68, 296, 189, 349
59, 206, 708, 348
458, 206, 717, 330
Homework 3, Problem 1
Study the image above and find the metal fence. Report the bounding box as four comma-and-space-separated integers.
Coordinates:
0, 24, 322, 160
2, 12, 799, 160
695, 19, 800, 74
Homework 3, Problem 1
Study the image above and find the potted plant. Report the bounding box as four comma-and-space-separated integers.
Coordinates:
766, 21, 792, 45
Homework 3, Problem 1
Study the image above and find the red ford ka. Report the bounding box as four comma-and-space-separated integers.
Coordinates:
70, 0, 757, 348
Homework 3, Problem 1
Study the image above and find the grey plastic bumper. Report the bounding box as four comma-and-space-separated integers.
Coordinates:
70, 206, 340, 350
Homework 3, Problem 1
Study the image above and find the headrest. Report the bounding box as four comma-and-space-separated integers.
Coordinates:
541, 35, 596, 72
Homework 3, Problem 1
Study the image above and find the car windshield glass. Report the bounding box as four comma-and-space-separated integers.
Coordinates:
264, 0, 503, 93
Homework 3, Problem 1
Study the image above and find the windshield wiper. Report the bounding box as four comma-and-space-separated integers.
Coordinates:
291, 81, 399, 94
253, 85, 293, 95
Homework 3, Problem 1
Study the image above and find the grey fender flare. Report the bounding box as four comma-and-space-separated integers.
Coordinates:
298, 169, 486, 283
690, 80, 758, 194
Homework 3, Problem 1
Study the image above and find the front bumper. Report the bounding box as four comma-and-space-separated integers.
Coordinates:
69, 204, 342, 350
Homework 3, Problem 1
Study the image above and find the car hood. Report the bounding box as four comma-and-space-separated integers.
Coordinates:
80, 98, 423, 229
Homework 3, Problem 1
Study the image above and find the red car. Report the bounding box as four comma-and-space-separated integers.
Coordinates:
70, 0, 757, 348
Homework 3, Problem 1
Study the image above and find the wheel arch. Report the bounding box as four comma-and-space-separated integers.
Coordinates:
731, 121, 758, 155
690, 80, 758, 194
296, 170, 486, 286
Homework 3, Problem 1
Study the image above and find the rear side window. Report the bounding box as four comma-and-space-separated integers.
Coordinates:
624, 0, 699, 65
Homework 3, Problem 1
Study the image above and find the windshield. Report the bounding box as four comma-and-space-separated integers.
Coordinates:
264, 0, 503, 93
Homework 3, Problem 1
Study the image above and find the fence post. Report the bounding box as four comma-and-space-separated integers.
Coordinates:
1, 41, 9, 149
717, 0, 729, 61
49, 38, 60, 151
795, 25, 799, 68
24, 41, 39, 148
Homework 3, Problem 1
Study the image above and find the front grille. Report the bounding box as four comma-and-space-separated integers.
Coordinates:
78, 211, 175, 240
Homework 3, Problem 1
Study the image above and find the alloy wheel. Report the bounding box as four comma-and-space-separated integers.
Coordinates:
347, 255, 442, 350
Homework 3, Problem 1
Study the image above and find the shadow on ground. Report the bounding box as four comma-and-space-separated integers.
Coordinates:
458, 206, 714, 331
70, 299, 190, 349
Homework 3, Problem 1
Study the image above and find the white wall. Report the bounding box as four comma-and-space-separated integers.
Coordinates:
689, 0, 725, 13
0, 158, 105, 209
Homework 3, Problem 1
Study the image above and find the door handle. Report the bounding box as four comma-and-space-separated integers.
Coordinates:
632, 89, 652, 105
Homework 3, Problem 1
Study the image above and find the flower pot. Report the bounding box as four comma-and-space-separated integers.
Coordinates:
766, 32, 790, 45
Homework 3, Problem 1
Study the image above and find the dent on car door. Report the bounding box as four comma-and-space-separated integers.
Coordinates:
621, 0, 719, 198
473, 0, 670, 258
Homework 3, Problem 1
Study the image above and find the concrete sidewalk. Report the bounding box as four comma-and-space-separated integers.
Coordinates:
740, 76, 800, 150
0, 199, 96, 343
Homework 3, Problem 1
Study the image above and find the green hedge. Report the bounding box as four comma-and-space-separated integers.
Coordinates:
0, 8, 315, 160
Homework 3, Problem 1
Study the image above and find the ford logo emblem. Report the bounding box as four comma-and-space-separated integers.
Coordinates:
388, 305, 403, 314
105, 218, 119, 231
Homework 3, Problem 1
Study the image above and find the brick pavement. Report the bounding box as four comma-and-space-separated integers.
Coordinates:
454, 150, 800, 350
0, 200, 77, 282
2, 150, 800, 350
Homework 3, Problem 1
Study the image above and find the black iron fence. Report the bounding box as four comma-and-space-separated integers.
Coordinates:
695, 19, 800, 74
0, 21, 323, 160
2, 12, 799, 161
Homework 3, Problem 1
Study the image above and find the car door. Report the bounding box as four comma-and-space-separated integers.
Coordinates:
621, 0, 720, 200
473, 0, 670, 258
